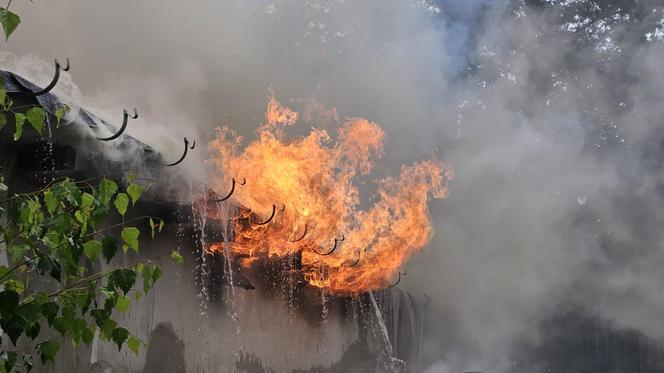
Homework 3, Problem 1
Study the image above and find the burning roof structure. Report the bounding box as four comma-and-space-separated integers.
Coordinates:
0, 62, 442, 372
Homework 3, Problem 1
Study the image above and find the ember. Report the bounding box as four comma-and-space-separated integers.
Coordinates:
207, 92, 452, 295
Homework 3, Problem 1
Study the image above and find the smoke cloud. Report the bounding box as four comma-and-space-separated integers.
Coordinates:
4, 0, 664, 371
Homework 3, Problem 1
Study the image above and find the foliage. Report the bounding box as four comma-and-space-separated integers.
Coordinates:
0, 19, 180, 372
0, 171, 170, 371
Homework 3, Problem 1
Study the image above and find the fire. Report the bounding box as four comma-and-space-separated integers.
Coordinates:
206, 92, 452, 295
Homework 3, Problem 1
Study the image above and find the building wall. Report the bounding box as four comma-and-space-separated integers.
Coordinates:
72, 223, 365, 373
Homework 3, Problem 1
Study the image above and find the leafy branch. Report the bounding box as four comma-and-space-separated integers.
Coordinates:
0, 9, 185, 371
0, 174, 181, 372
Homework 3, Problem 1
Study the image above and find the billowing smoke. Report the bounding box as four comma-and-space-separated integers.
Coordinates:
4, 0, 664, 371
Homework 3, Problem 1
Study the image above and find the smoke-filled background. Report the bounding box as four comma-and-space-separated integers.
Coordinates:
3, 0, 664, 371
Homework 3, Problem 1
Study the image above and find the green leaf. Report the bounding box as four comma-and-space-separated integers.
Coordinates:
99, 178, 118, 206
8, 243, 28, 262
41, 302, 59, 325
18, 302, 43, 324
33, 292, 49, 306
111, 327, 129, 351
75, 210, 89, 236
83, 240, 102, 262
26, 321, 40, 339
140, 264, 162, 293
21, 199, 42, 225
0, 112, 6, 131
73, 292, 92, 315
0, 181, 7, 193
127, 336, 142, 355
114, 193, 129, 217
89, 203, 109, 229
43, 190, 58, 215
59, 315, 77, 333
68, 318, 87, 346
0, 314, 26, 345
80, 282, 96, 314
43, 230, 63, 250
108, 269, 136, 294
0, 87, 5, 106
116, 295, 131, 313
149, 217, 156, 239
13, 112, 24, 140
26, 107, 45, 135
152, 265, 162, 282
0, 8, 20, 41
54, 179, 82, 206
0, 290, 19, 316
141, 266, 153, 293
103, 295, 117, 313
81, 325, 94, 346
55, 105, 69, 126
101, 318, 117, 340
102, 236, 118, 263
126, 183, 142, 206
90, 308, 110, 328
37, 340, 59, 364
170, 250, 184, 265
4, 279, 25, 294
81, 192, 95, 209
121, 227, 140, 253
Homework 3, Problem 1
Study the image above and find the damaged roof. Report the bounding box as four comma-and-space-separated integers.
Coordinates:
0, 61, 197, 204
0, 63, 156, 156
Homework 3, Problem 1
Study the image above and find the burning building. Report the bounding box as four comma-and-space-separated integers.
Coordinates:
7, 1, 664, 371
0, 62, 450, 372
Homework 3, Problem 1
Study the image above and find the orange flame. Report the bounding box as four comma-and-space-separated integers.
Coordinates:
207, 93, 452, 295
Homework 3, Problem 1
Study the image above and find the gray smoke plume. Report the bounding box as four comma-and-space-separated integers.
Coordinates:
4, 0, 664, 372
